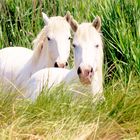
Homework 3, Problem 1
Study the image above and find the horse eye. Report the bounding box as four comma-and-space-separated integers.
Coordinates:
96, 45, 99, 48
47, 37, 51, 41
68, 37, 72, 40
72, 44, 76, 48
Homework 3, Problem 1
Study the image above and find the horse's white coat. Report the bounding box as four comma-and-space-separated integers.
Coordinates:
24, 16, 104, 100
24, 68, 77, 100
0, 12, 72, 91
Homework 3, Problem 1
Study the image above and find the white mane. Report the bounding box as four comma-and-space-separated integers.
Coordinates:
31, 25, 48, 61
32, 25, 48, 50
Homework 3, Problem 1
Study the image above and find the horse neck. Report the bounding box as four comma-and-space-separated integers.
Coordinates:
29, 44, 53, 75
27, 26, 54, 74
91, 52, 103, 95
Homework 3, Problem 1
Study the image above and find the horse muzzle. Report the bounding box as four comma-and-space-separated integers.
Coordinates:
54, 61, 68, 68
77, 65, 93, 85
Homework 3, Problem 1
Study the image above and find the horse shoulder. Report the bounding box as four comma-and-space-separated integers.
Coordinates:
25, 68, 70, 100
24, 68, 50, 100
64, 68, 78, 83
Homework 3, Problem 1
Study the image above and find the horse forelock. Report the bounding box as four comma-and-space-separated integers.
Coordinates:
32, 16, 70, 51
75, 23, 103, 47
48, 16, 70, 31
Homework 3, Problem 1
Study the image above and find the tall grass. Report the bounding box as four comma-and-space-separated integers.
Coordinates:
0, 0, 140, 139
0, 73, 140, 139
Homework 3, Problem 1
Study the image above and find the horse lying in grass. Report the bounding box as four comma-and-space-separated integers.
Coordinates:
71, 15, 103, 95
24, 68, 77, 100
0, 11, 73, 91
24, 16, 104, 101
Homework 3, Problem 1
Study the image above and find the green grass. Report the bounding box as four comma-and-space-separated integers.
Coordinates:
0, 0, 140, 139
0, 72, 140, 139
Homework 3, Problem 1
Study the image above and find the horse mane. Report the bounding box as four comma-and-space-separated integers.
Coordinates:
32, 25, 48, 61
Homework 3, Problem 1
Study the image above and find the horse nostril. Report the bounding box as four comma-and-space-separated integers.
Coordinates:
91, 67, 93, 73
66, 62, 68, 66
54, 62, 59, 67
77, 67, 81, 75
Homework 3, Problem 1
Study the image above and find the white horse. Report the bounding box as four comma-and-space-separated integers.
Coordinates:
0, 11, 73, 91
71, 16, 104, 95
24, 16, 103, 100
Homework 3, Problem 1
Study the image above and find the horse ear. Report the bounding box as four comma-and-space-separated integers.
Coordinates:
42, 12, 49, 25
70, 17, 79, 32
92, 16, 101, 31
64, 11, 78, 32
64, 11, 71, 23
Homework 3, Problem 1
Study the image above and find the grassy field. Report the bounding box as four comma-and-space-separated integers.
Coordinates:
0, 0, 140, 139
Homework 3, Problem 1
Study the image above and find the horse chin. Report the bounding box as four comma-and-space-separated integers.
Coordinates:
79, 75, 92, 85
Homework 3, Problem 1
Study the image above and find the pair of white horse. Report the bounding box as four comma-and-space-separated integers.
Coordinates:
0, 12, 103, 100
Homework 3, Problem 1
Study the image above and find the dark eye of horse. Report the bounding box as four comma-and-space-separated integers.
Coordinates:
68, 37, 72, 40
47, 37, 51, 41
73, 44, 76, 48
96, 45, 99, 48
